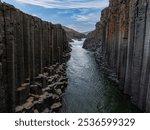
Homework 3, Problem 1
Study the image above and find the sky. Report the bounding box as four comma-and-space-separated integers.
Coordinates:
1, 0, 109, 32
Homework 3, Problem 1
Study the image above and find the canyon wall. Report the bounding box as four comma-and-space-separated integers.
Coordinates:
83, 0, 150, 112
0, 2, 69, 112
63, 26, 86, 42
82, 22, 101, 51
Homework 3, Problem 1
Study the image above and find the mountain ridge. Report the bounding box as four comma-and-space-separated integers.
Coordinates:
63, 26, 86, 42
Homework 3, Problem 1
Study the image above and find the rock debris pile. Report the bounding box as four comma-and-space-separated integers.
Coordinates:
16, 63, 68, 113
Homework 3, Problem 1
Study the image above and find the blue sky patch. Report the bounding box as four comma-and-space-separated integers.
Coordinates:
1, 0, 108, 32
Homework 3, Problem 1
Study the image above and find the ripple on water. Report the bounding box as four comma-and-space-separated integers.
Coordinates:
60, 39, 142, 113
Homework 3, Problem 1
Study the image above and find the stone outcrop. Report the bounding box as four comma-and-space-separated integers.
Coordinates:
83, 0, 150, 112
82, 21, 101, 51
15, 63, 68, 113
0, 2, 70, 112
63, 26, 86, 42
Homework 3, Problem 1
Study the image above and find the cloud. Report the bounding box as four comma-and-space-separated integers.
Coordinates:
72, 13, 98, 22
67, 24, 79, 30
16, 0, 109, 9
78, 8, 91, 14
57, 10, 70, 14
66, 24, 92, 32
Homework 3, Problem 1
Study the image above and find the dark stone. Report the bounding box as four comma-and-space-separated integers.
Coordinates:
30, 84, 42, 95
83, 0, 150, 112
0, 63, 2, 78
16, 83, 30, 105
0, 1, 69, 113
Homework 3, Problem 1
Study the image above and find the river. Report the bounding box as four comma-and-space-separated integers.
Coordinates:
60, 39, 141, 113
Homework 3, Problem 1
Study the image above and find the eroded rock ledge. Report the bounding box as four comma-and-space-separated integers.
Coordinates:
0, 2, 70, 112
83, 0, 150, 112
16, 63, 68, 113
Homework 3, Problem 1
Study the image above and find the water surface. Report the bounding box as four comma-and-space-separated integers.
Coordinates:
60, 39, 141, 113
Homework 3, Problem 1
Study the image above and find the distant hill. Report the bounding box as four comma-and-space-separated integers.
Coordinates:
82, 31, 90, 36
63, 26, 86, 42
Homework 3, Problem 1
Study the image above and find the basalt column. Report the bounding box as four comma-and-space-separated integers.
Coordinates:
0, 2, 7, 112
3, 3, 17, 112
0, 2, 69, 112
83, 0, 150, 112
124, 0, 150, 111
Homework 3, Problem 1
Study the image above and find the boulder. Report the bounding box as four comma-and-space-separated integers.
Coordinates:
50, 102, 62, 112
30, 84, 42, 95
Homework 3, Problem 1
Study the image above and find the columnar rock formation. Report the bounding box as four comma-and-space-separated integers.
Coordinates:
0, 2, 70, 112
82, 21, 101, 51
83, 0, 150, 112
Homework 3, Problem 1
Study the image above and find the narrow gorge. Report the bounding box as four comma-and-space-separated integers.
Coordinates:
83, 0, 150, 112
0, 2, 70, 112
0, 0, 150, 113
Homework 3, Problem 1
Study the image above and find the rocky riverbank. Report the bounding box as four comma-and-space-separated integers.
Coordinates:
16, 63, 68, 113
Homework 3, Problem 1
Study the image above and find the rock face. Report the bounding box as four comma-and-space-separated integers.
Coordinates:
15, 63, 68, 113
63, 26, 86, 42
0, 2, 70, 112
82, 22, 101, 51
83, 0, 150, 112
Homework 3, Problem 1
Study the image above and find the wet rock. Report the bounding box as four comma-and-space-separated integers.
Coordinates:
43, 72, 49, 77
30, 84, 42, 95
51, 102, 62, 112
62, 72, 67, 77
23, 102, 34, 112
58, 76, 68, 82
26, 96, 34, 103
47, 75, 59, 84
33, 101, 44, 112
43, 86, 52, 93
35, 74, 48, 88
15, 106, 24, 113
34, 109, 39, 113
42, 108, 50, 113
55, 89, 62, 95
52, 94, 60, 100
52, 81, 67, 90
48, 78, 54, 85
